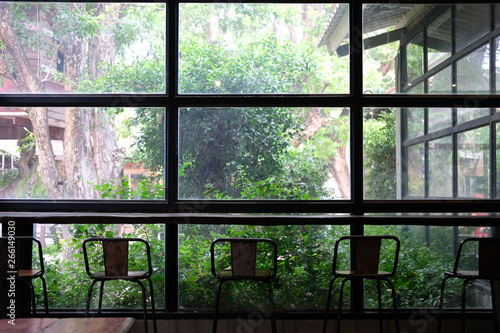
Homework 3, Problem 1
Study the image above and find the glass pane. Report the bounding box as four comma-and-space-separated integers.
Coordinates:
429, 108, 452, 133
428, 66, 452, 94
496, 37, 500, 93
406, 33, 424, 83
178, 107, 350, 200
497, 123, 500, 198
363, 108, 397, 199
406, 82, 424, 94
457, 127, 490, 198
455, 4, 490, 53
429, 136, 453, 197
457, 45, 490, 94
404, 108, 424, 140
457, 108, 490, 124
365, 225, 491, 309
34, 223, 165, 310
0, 107, 165, 199
364, 40, 399, 94
406, 144, 425, 197
178, 223, 350, 310
179, 3, 349, 94
496, 4, 500, 29
428, 9, 452, 71
362, 4, 414, 94
0, 3, 166, 94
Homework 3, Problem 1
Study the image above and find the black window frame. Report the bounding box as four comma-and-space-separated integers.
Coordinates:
1, 0, 500, 318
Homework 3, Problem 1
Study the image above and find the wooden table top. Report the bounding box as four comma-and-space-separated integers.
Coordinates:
0, 318, 58, 333
0, 317, 135, 333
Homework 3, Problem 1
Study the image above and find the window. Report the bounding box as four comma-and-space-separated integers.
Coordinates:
1, 0, 500, 316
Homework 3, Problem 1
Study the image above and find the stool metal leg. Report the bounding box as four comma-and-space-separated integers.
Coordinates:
136, 280, 149, 333
377, 279, 383, 333
147, 277, 157, 333
337, 278, 349, 333
386, 278, 399, 333
323, 277, 338, 333
437, 275, 451, 333
266, 280, 277, 333
40, 276, 49, 314
85, 279, 99, 317
28, 281, 36, 315
461, 279, 472, 333
98, 281, 105, 315
212, 280, 224, 333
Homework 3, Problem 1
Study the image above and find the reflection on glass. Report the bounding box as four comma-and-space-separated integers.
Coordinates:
455, 4, 490, 53
363, 108, 396, 199
428, 67, 452, 94
0, 3, 166, 94
179, 3, 349, 94
404, 108, 424, 140
364, 41, 399, 94
178, 224, 350, 309
429, 136, 452, 197
406, 33, 424, 82
179, 107, 350, 200
428, 9, 452, 70
457, 45, 490, 94
406, 144, 425, 197
428, 108, 452, 133
496, 4, 500, 29
405, 82, 424, 94
457, 108, 490, 124
496, 38, 500, 93
497, 124, 500, 198
0, 107, 165, 200
364, 225, 488, 309
457, 127, 489, 198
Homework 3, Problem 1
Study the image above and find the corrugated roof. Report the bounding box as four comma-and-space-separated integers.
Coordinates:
318, 4, 415, 52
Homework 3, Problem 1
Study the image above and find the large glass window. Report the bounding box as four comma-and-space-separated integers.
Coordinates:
0, 107, 165, 200
179, 107, 350, 200
179, 3, 349, 95
2, 0, 500, 317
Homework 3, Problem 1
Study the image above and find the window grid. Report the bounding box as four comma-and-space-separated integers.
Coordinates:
1, 0, 500, 316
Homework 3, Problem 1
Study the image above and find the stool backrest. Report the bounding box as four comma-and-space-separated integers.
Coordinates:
453, 238, 500, 277
103, 241, 129, 276
333, 235, 400, 276
231, 241, 257, 276
211, 238, 277, 278
83, 238, 152, 278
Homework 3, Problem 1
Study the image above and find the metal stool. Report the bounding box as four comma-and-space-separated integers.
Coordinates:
0, 236, 49, 315
437, 237, 500, 333
323, 235, 400, 333
83, 238, 157, 333
211, 238, 278, 333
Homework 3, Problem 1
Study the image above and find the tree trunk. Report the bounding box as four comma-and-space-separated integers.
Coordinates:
330, 146, 351, 199
294, 107, 351, 198
0, 4, 69, 198
89, 4, 124, 187
59, 4, 99, 199
63, 107, 99, 199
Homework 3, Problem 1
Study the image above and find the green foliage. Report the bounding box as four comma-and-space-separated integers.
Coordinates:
38, 224, 165, 309
0, 168, 18, 191
364, 110, 397, 199
178, 224, 350, 309
17, 128, 35, 153
90, 175, 164, 200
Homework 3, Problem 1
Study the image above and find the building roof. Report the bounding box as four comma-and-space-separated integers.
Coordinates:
318, 4, 417, 55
